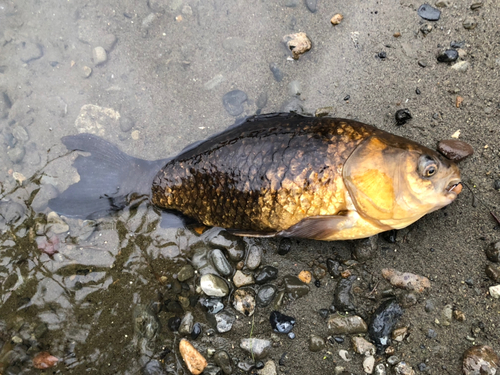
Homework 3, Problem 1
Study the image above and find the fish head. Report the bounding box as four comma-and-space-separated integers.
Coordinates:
343, 134, 462, 230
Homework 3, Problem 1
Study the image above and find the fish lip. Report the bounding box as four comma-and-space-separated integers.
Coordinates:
446, 180, 462, 196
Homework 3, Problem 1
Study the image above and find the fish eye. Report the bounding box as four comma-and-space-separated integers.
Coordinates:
418, 155, 439, 178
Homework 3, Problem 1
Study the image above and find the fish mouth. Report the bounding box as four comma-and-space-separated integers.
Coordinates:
446, 180, 462, 196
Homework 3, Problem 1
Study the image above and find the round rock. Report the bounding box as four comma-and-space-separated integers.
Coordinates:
437, 140, 473, 162
222, 90, 247, 116
256, 285, 277, 307
211, 249, 232, 277
200, 274, 229, 297
309, 335, 325, 352
417, 4, 441, 21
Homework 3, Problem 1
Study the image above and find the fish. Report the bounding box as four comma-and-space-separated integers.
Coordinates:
49, 112, 463, 241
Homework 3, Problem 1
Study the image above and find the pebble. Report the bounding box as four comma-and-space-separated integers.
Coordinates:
463, 18, 477, 30
19, 41, 44, 63
309, 335, 325, 352
462, 345, 500, 375
258, 360, 277, 375
363, 355, 375, 374
395, 108, 412, 125
240, 338, 272, 359
200, 274, 229, 297
420, 24, 433, 35
352, 337, 376, 356
368, 300, 403, 351
0, 91, 10, 118
327, 315, 368, 335
270, 311, 296, 334
233, 289, 255, 316
214, 309, 235, 333
222, 90, 247, 117
142, 360, 164, 375
233, 270, 254, 287
494, 180, 500, 191
339, 350, 351, 362
305, 0, 317, 12
179, 339, 208, 375
269, 63, 284, 82
327, 259, 341, 278
437, 140, 474, 162
211, 249, 233, 277
246, 244, 262, 270
440, 304, 453, 325
214, 350, 232, 375
381, 268, 430, 293
179, 312, 194, 335
283, 275, 309, 299
485, 264, 500, 283
82, 66, 92, 78
33, 352, 58, 369
255, 266, 278, 284
12, 125, 29, 142
352, 235, 378, 261
7, 146, 25, 163
178, 264, 195, 282
437, 49, 458, 63
435, 0, 451, 6
451, 61, 470, 72
257, 285, 277, 307
209, 231, 246, 260
489, 285, 500, 299
47, 211, 70, 233
119, 116, 134, 132
283, 32, 312, 60
277, 238, 292, 255
375, 364, 387, 375
331, 14, 343, 25
333, 276, 356, 312
394, 362, 415, 375
417, 4, 441, 21
485, 242, 500, 263
471, 2, 483, 10
392, 327, 408, 342
191, 323, 202, 340
92, 46, 107, 66
101, 34, 117, 52
298, 270, 312, 284
199, 297, 224, 314
203, 365, 222, 375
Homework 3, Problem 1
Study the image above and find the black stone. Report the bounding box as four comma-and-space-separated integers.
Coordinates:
344, 95, 350, 101
269, 63, 284, 82
168, 317, 181, 332
255, 266, 279, 284
333, 336, 344, 343
368, 300, 404, 352
278, 238, 292, 255
222, 90, 248, 116
270, 311, 296, 334
416, 88, 421, 95
418, 363, 428, 372
256, 284, 277, 307
164, 300, 183, 314
395, 108, 412, 125
191, 322, 202, 340
319, 309, 329, 319
418, 4, 441, 21
486, 242, 500, 262
382, 230, 397, 243
494, 180, 500, 191
314, 280, 321, 288
333, 276, 356, 312
437, 49, 458, 63
326, 258, 341, 278
378, 51, 387, 59
279, 352, 288, 366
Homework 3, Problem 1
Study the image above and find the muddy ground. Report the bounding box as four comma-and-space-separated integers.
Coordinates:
0, 0, 499, 374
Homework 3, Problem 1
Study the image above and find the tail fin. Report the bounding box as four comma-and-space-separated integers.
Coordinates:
49, 134, 168, 219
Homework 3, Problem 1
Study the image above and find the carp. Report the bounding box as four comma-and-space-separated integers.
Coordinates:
49, 113, 463, 240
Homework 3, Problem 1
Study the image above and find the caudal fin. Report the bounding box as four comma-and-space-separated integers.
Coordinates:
49, 134, 168, 219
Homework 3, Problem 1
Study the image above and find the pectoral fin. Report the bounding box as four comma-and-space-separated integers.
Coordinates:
276, 214, 355, 240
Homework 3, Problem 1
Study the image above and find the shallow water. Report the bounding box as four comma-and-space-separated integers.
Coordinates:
1, 0, 499, 374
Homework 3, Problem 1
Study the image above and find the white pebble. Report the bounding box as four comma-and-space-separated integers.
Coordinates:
338, 349, 351, 362
363, 355, 375, 374
489, 285, 500, 298
92, 46, 107, 66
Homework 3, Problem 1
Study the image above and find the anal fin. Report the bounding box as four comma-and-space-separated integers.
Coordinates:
277, 214, 354, 241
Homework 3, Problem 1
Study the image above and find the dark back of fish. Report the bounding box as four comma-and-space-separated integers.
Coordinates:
152, 113, 376, 233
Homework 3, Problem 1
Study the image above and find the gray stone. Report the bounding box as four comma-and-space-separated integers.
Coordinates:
222, 90, 247, 117
463, 18, 477, 30
214, 350, 232, 375
46, 211, 70, 234
305, 0, 317, 13
12, 125, 29, 142
288, 80, 301, 96
240, 338, 271, 359
283, 275, 309, 299
200, 274, 229, 297
211, 249, 232, 277
214, 309, 235, 333
19, 41, 43, 63
309, 335, 325, 352
101, 34, 117, 52
327, 315, 368, 335
7, 146, 25, 163
31, 184, 59, 212
485, 242, 500, 263
352, 235, 378, 261
256, 285, 277, 307
246, 244, 261, 270
178, 264, 195, 282
120, 116, 134, 132
374, 363, 387, 375
92, 46, 107, 66
179, 312, 194, 335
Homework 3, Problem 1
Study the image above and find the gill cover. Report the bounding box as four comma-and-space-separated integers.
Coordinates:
343, 136, 436, 227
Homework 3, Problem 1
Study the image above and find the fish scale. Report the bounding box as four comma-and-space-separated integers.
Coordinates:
151, 116, 371, 233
